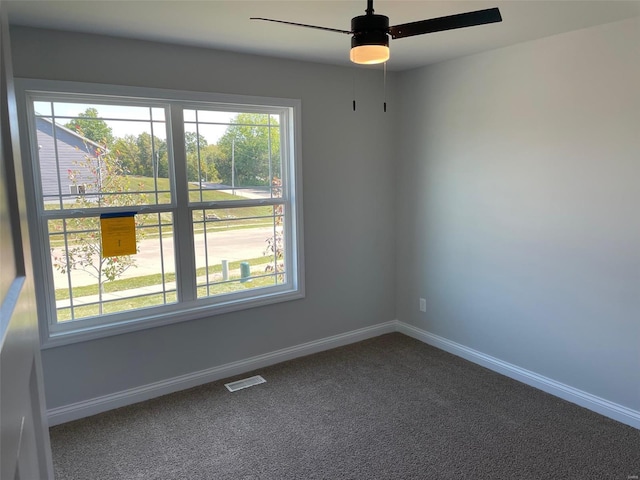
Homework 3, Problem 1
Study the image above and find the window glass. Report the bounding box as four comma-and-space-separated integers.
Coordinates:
36, 102, 170, 210
22, 85, 302, 344
185, 110, 283, 202
193, 205, 286, 299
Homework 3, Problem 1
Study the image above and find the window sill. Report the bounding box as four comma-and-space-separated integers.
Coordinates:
41, 288, 305, 349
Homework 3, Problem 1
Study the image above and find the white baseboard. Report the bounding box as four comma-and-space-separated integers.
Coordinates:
396, 321, 640, 430
48, 319, 639, 430
47, 321, 397, 426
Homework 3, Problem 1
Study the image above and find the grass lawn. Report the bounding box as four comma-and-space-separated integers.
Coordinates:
54, 255, 275, 300
50, 176, 285, 321
48, 176, 278, 247
56, 271, 279, 322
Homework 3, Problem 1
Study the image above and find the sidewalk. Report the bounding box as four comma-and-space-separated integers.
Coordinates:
52, 225, 274, 288
56, 266, 257, 309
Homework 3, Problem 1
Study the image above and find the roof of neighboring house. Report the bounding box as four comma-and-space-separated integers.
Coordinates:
36, 116, 105, 152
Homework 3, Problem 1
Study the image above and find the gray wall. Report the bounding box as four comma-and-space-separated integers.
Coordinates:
10, 27, 397, 409
11, 17, 640, 416
396, 17, 640, 411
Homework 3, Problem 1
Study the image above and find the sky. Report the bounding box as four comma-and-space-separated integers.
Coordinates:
33, 101, 239, 144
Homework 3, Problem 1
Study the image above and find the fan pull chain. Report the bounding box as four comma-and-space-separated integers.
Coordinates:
383, 62, 387, 113
352, 70, 357, 111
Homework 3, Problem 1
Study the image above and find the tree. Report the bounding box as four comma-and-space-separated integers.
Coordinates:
51, 140, 146, 315
65, 107, 114, 146
134, 132, 166, 178
200, 144, 222, 183
113, 133, 169, 178
264, 177, 285, 282
155, 138, 170, 179
215, 113, 280, 187
185, 131, 209, 182
113, 135, 140, 175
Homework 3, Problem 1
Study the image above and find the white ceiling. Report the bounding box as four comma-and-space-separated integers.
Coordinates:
6, 0, 640, 71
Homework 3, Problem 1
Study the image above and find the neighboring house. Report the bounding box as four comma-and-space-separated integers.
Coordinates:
35, 116, 102, 200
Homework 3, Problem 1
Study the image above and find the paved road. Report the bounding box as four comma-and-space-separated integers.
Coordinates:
52, 226, 278, 288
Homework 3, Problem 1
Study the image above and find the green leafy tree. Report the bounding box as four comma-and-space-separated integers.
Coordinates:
113, 135, 140, 175
215, 113, 280, 187
114, 133, 169, 178
200, 144, 221, 183
185, 131, 208, 182
51, 137, 146, 315
65, 107, 115, 146
155, 138, 170, 179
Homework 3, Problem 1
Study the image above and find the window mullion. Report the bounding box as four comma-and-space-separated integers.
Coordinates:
169, 104, 197, 302
17, 79, 303, 346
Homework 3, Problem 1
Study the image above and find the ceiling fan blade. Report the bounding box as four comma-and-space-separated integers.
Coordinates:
389, 7, 502, 39
250, 18, 351, 35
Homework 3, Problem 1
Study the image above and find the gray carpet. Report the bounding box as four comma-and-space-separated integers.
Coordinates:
50, 333, 640, 479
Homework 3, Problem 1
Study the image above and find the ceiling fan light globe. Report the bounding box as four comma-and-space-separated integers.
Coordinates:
350, 45, 390, 64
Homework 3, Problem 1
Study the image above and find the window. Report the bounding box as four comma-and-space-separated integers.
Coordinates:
17, 80, 303, 346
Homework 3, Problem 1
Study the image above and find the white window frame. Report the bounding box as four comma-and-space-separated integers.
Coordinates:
15, 79, 304, 348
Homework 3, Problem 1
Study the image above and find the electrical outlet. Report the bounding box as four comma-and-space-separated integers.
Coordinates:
419, 298, 426, 312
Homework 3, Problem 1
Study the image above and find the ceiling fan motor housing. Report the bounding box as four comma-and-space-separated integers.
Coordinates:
351, 14, 390, 48
250, 3, 503, 65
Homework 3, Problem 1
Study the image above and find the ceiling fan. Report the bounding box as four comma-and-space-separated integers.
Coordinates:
251, 0, 502, 65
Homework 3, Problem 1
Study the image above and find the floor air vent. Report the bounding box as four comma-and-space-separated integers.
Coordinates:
225, 375, 266, 392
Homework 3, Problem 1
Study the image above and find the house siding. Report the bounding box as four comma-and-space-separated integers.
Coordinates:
36, 117, 96, 200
